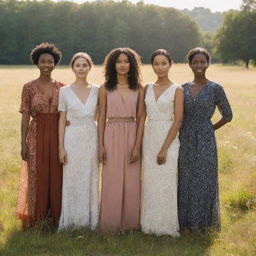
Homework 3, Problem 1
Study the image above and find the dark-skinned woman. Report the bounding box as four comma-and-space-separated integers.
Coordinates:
16, 42, 64, 229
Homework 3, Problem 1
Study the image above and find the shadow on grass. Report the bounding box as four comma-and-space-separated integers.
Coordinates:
0, 225, 217, 256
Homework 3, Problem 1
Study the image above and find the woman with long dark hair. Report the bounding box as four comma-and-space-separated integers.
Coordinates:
98, 48, 145, 233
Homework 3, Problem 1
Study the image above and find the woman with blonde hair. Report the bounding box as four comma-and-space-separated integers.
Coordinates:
58, 52, 99, 230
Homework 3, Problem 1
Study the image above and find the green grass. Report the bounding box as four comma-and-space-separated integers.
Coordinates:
0, 65, 256, 255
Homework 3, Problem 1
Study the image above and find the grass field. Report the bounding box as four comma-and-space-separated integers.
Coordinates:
0, 64, 256, 256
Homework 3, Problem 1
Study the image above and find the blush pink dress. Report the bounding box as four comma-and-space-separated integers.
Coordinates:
100, 89, 141, 232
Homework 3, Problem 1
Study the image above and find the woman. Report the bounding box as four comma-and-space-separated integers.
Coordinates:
141, 49, 183, 236
178, 47, 233, 232
98, 48, 144, 233
17, 42, 63, 228
58, 52, 99, 230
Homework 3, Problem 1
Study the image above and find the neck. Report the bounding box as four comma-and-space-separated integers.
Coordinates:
156, 77, 171, 86
38, 74, 52, 83
74, 77, 88, 87
193, 75, 208, 84
117, 74, 128, 85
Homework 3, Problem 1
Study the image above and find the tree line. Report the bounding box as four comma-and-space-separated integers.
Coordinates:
0, 0, 255, 67
0, 0, 201, 65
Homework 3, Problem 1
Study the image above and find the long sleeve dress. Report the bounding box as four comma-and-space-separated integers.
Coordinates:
178, 81, 233, 231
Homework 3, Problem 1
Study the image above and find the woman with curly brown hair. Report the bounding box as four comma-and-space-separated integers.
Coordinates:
98, 48, 145, 233
17, 42, 64, 229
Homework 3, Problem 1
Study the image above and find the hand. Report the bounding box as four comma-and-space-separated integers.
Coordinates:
66, 120, 71, 127
21, 143, 29, 161
59, 147, 67, 165
99, 146, 106, 164
157, 149, 167, 165
130, 147, 140, 163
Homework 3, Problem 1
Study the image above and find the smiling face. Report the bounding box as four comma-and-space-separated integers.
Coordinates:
189, 53, 209, 77
152, 54, 171, 78
72, 57, 90, 79
37, 53, 55, 76
115, 53, 130, 76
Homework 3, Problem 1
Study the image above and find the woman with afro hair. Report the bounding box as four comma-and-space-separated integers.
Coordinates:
17, 42, 64, 229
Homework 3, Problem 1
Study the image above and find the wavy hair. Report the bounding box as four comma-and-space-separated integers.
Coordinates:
103, 48, 141, 91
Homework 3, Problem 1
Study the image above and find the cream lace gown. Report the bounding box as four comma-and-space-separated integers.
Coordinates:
141, 83, 180, 236
58, 85, 99, 230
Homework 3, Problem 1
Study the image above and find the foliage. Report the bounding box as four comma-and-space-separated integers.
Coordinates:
183, 7, 223, 33
0, 0, 201, 64
214, 10, 256, 67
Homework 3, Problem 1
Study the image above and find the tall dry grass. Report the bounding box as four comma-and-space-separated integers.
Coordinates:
0, 64, 255, 255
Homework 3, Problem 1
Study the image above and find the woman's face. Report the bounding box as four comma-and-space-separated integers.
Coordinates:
115, 53, 130, 76
189, 53, 209, 76
37, 53, 55, 76
152, 54, 171, 78
72, 57, 90, 79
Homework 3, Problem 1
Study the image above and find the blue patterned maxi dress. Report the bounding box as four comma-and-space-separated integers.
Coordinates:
178, 81, 233, 231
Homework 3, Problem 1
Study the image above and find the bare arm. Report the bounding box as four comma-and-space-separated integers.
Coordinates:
157, 87, 184, 165
98, 85, 107, 164
20, 113, 30, 161
130, 86, 147, 163
59, 111, 67, 165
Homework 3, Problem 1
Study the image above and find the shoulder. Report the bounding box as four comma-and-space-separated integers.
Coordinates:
208, 81, 225, 93
172, 83, 183, 91
99, 84, 107, 96
59, 84, 70, 94
55, 81, 65, 88
22, 80, 36, 91
90, 83, 100, 90
181, 82, 190, 89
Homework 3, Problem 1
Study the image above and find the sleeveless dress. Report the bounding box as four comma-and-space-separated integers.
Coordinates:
100, 89, 141, 232
141, 83, 180, 236
58, 85, 99, 230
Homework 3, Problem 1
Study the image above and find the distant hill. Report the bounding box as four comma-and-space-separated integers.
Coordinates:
183, 7, 223, 32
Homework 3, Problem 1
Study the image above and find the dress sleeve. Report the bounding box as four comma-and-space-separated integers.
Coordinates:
19, 84, 31, 114
214, 84, 233, 122
58, 87, 67, 112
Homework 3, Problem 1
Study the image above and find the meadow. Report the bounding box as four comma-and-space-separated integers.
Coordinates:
0, 64, 256, 256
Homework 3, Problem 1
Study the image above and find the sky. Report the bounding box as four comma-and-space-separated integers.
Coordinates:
80, 0, 243, 12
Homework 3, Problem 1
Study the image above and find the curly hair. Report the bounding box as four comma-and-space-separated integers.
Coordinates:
30, 42, 62, 65
103, 48, 142, 91
187, 47, 211, 64
151, 49, 172, 64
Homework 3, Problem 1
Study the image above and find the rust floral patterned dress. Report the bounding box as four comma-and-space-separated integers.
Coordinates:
16, 80, 64, 227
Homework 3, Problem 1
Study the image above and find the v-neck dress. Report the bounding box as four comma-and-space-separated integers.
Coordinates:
58, 84, 99, 230
178, 81, 233, 231
141, 83, 180, 236
100, 89, 141, 232
17, 80, 64, 227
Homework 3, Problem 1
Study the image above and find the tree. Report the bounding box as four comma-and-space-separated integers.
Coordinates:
241, 0, 256, 11
214, 10, 256, 68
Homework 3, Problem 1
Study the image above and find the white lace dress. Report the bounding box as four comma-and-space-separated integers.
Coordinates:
141, 83, 180, 236
58, 84, 99, 230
